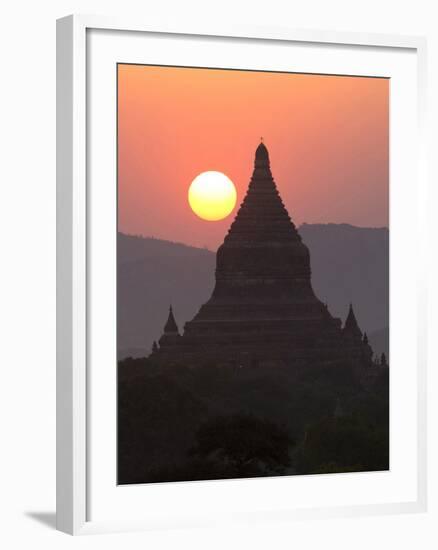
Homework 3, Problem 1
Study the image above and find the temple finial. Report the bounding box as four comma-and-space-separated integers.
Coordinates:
255, 140, 270, 167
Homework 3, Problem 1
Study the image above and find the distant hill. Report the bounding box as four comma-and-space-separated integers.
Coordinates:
117, 234, 216, 359
118, 224, 389, 359
299, 223, 389, 340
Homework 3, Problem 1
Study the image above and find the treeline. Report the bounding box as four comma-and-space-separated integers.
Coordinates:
118, 358, 389, 484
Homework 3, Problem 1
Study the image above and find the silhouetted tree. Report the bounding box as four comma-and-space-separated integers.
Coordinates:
117, 355, 389, 483
190, 414, 293, 476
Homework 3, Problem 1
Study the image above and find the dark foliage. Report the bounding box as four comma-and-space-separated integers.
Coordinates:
190, 414, 292, 476
118, 358, 389, 484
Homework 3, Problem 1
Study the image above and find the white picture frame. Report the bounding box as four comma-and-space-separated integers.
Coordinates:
56, 14, 428, 535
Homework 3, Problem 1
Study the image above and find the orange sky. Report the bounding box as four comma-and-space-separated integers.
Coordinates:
118, 64, 389, 249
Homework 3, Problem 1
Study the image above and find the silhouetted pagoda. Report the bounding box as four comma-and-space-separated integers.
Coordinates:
152, 142, 376, 370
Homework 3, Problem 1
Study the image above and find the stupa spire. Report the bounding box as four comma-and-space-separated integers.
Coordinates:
343, 303, 362, 340
222, 141, 301, 247
254, 140, 270, 169
164, 305, 179, 334
158, 305, 181, 352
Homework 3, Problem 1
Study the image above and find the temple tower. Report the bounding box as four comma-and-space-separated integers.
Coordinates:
152, 142, 373, 368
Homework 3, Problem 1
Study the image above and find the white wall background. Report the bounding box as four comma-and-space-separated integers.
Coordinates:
0, 0, 436, 547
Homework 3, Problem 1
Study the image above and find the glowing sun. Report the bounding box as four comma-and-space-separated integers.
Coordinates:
188, 171, 237, 221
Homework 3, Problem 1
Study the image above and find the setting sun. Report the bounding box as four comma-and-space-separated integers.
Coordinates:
188, 171, 237, 221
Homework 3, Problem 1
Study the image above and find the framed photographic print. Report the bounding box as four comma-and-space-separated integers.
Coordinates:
56, 15, 427, 535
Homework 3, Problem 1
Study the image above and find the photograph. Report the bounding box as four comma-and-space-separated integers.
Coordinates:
0, 0, 433, 544
116, 64, 390, 485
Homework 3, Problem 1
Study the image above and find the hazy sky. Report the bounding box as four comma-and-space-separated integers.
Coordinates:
118, 64, 388, 249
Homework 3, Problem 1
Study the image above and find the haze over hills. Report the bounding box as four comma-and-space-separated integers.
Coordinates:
298, 223, 389, 358
118, 224, 389, 360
